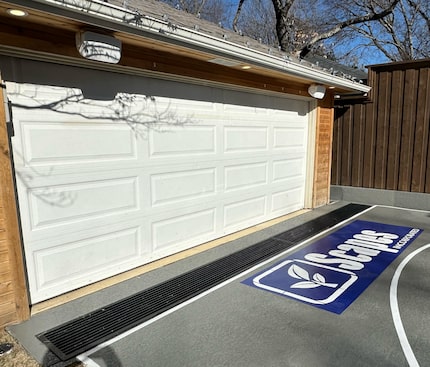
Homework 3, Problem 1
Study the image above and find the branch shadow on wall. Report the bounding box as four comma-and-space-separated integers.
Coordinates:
8, 84, 196, 209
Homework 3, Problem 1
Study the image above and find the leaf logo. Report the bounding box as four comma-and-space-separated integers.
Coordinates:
287, 264, 338, 289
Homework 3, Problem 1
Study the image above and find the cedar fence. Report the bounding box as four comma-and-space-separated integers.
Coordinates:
332, 59, 430, 193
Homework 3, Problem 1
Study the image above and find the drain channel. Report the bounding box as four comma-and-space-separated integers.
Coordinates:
37, 203, 369, 361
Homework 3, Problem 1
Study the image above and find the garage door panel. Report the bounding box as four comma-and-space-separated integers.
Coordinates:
271, 187, 305, 213
34, 226, 142, 286
31, 225, 143, 303
20, 121, 137, 167
270, 108, 307, 120
8, 80, 311, 302
222, 106, 263, 120
223, 100, 307, 120
273, 158, 306, 182
224, 162, 268, 192
28, 176, 139, 230
16, 169, 145, 243
223, 126, 268, 153
273, 127, 307, 151
150, 168, 217, 207
223, 196, 267, 231
148, 125, 216, 158
154, 96, 217, 114
151, 208, 217, 252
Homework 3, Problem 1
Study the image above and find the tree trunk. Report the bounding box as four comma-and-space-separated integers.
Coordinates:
272, 0, 295, 52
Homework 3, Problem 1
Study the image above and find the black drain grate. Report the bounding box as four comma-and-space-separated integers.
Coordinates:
37, 203, 369, 361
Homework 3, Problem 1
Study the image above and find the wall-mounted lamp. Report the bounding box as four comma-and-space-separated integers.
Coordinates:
308, 84, 326, 99
76, 31, 122, 64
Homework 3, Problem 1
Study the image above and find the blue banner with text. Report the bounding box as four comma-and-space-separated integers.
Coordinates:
242, 220, 422, 314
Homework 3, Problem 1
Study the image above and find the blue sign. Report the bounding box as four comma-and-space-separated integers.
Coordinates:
243, 220, 422, 314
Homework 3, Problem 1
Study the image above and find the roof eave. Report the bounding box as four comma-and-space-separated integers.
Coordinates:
4, 0, 371, 94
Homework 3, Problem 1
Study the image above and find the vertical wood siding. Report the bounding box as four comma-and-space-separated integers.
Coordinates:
313, 96, 334, 207
332, 59, 430, 193
0, 80, 29, 327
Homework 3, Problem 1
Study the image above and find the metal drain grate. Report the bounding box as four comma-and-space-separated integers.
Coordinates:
37, 203, 369, 361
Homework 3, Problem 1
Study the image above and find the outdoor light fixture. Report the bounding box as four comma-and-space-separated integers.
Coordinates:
308, 84, 326, 99
6, 8, 28, 17
76, 31, 122, 64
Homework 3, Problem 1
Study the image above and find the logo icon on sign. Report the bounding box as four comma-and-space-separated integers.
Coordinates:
252, 259, 358, 305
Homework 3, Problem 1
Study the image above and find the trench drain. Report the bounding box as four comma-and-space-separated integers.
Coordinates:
37, 203, 369, 361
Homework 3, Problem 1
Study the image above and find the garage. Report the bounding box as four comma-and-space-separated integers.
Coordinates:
4, 57, 312, 303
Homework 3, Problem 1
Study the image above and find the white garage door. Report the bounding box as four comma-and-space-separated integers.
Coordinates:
8, 77, 310, 303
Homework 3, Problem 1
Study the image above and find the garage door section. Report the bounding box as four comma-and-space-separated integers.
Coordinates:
8, 81, 310, 303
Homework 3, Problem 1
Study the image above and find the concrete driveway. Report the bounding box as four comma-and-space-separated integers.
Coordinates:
9, 202, 430, 367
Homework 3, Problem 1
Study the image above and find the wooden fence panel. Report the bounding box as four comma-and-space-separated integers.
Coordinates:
332, 59, 430, 194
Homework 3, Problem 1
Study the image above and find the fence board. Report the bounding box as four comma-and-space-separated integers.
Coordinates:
398, 69, 418, 191
374, 71, 392, 189
411, 68, 430, 192
351, 104, 365, 186
340, 108, 353, 185
362, 73, 378, 188
386, 69, 404, 190
331, 107, 341, 184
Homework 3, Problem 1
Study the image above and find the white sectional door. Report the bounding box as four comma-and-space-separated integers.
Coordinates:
9, 81, 310, 303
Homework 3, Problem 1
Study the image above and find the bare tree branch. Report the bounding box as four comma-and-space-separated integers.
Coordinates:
232, 0, 246, 32
407, 0, 430, 31
299, 0, 401, 58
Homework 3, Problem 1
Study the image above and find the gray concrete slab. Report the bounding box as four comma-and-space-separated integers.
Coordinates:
9, 203, 430, 367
